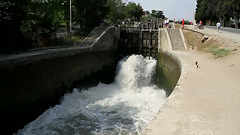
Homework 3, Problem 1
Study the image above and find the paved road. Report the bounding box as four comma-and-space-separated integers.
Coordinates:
186, 25, 240, 43
205, 26, 240, 34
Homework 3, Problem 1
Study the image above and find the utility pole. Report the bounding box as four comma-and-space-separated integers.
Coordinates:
70, 0, 72, 33
69, 0, 72, 45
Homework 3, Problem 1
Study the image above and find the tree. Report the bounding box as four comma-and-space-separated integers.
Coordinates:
151, 10, 164, 19
216, 0, 229, 26
0, 0, 31, 52
73, 0, 109, 28
73, 0, 88, 29
195, 0, 208, 22
196, 0, 240, 28
124, 2, 144, 21
225, 0, 240, 28
22, 0, 66, 33
106, 0, 126, 25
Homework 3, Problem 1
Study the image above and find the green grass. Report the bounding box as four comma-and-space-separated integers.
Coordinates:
72, 35, 85, 42
183, 30, 233, 58
72, 28, 94, 43
206, 45, 231, 58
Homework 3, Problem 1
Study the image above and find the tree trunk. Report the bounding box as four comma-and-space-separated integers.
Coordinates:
66, 22, 70, 33
79, 10, 85, 29
235, 17, 239, 29
221, 19, 225, 27
79, 11, 83, 29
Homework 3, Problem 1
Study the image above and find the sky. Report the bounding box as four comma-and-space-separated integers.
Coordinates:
128, 0, 197, 21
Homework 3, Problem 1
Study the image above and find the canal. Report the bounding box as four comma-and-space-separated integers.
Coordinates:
16, 55, 166, 135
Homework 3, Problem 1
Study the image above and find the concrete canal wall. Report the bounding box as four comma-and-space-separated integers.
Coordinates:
0, 25, 182, 134
0, 26, 120, 134
156, 51, 181, 97
156, 28, 181, 97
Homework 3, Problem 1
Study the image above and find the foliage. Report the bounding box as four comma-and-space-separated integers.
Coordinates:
106, 0, 126, 25
0, 0, 31, 53
195, 0, 240, 28
73, 0, 109, 28
151, 10, 164, 19
0, 0, 144, 53
21, 1, 65, 33
0, 1, 15, 22
124, 2, 144, 21
141, 15, 155, 21
105, 0, 144, 25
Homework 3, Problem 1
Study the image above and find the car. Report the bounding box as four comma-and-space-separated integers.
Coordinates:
56, 27, 67, 38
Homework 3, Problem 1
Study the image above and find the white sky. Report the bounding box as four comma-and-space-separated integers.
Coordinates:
128, 0, 197, 21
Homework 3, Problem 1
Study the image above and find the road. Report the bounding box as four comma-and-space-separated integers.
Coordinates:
186, 25, 240, 43
205, 26, 240, 34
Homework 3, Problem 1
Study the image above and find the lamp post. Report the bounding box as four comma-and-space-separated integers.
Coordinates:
70, 0, 72, 33
69, 0, 72, 45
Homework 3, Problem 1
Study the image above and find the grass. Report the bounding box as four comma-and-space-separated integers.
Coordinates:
198, 40, 231, 58
183, 30, 202, 49
72, 28, 94, 43
72, 35, 85, 42
206, 45, 231, 58
183, 30, 232, 58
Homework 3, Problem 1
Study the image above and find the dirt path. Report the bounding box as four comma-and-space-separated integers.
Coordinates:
143, 26, 240, 135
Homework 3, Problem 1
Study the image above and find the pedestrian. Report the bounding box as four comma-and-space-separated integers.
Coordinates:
164, 17, 169, 28
216, 21, 221, 32
182, 19, 185, 27
198, 20, 203, 29
166, 17, 169, 28
100, 17, 104, 25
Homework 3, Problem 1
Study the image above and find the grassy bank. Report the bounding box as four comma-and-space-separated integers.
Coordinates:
183, 30, 232, 58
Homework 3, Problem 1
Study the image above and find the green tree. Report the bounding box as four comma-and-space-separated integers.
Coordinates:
22, 0, 66, 33
151, 10, 164, 19
196, 0, 240, 28
225, 0, 240, 28
195, 0, 208, 22
0, 0, 31, 52
73, 0, 109, 28
216, 0, 229, 26
124, 2, 144, 21
106, 0, 126, 25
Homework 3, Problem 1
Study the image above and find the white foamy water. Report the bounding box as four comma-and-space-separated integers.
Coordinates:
16, 55, 166, 135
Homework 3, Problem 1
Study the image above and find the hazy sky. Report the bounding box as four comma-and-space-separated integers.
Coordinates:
128, 0, 197, 21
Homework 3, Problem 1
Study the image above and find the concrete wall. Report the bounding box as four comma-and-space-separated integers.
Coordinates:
156, 28, 181, 96
119, 29, 141, 56
156, 51, 181, 97
0, 26, 120, 134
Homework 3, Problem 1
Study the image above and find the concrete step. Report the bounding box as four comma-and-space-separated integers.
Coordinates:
167, 29, 185, 50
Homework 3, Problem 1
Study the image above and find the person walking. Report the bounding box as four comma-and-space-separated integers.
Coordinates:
216, 22, 221, 32
164, 17, 169, 28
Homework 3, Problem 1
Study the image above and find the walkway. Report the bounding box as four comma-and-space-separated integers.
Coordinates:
205, 26, 240, 34
143, 26, 240, 135
189, 26, 240, 43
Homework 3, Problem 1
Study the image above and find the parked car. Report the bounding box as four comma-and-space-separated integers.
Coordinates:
56, 27, 67, 38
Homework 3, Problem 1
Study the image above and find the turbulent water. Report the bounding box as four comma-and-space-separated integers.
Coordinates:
16, 55, 166, 135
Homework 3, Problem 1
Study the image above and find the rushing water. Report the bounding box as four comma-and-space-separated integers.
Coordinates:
16, 55, 166, 135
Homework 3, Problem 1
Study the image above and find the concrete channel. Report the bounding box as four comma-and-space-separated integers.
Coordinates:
0, 23, 183, 134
